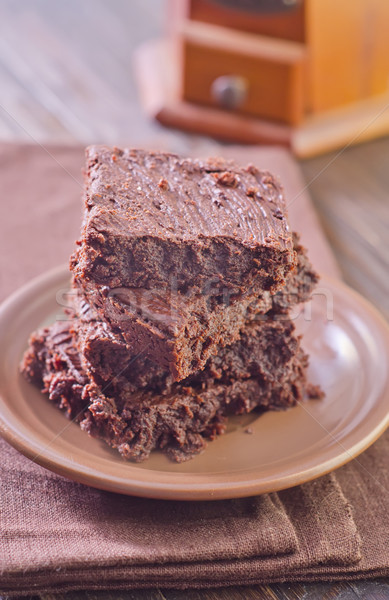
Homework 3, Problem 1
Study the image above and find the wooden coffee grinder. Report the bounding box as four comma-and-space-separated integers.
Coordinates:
134, 0, 389, 156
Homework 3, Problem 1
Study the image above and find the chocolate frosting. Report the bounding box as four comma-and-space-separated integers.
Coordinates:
85, 146, 292, 248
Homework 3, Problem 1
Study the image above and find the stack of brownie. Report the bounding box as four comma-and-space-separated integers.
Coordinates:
21, 146, 322, 462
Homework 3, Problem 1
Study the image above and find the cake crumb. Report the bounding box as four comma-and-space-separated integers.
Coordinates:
273, 208, 284, 220
245, 163, 259, 175
213, 171, 239, 188
306, 383, 325, 400
158, 178, 169, 191
246, 186, 258, 197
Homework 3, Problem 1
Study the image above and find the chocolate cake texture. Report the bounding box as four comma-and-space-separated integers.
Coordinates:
20, 146, 322, 462
71, 146, 296, 296
70, 233, 318, 382
21, 319, 320, 463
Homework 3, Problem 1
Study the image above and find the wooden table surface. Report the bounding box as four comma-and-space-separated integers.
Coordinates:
0, 1, 388, 599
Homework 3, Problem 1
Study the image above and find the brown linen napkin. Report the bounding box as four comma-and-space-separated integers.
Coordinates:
0, 439, 298, 567
0, 439, 359, 593
0, 142, 386, 595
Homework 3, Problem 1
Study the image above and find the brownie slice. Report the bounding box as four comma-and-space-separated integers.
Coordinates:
64, 307, 304, 395
21, 319, 320, 463
70, 233, 318, 381
71, 278, 271, 381
71, 146, 296, 296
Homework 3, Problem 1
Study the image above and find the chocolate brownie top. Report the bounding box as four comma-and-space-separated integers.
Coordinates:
84, 146, 293, 252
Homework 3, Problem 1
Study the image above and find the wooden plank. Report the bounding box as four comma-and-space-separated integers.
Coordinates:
0, 0, 163, 144
301, 137, 389, 319
36, 578, 389, 600
0, 54, 73, 142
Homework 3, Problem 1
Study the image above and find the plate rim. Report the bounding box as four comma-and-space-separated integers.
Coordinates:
0, 265, 389, 501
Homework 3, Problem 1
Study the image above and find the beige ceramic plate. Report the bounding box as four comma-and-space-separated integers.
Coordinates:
0, 266, 389, 500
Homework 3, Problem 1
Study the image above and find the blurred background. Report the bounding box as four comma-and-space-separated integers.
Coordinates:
0, 0, 167, 145
0, 0, 388, 318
